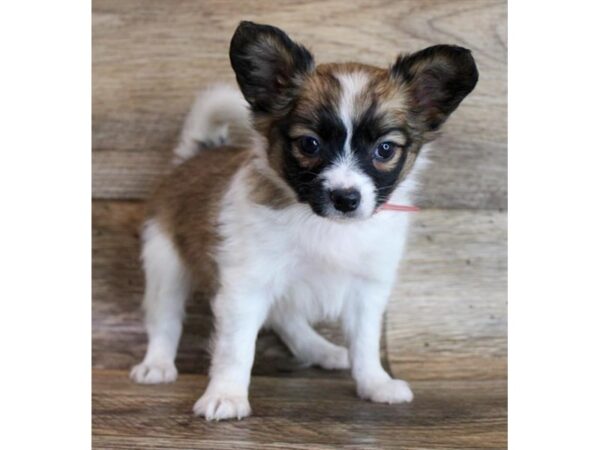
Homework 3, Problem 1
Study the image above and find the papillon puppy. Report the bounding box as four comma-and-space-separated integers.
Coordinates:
130, 21, 478, 421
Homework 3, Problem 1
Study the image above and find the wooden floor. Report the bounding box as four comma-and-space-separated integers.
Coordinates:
94, 371, 506, 449
92, 0, 507, 448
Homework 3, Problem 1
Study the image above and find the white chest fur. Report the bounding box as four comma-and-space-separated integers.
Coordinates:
216, 162, 413, 325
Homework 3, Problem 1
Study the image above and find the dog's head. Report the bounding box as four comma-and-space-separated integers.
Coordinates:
230, 21, 478, 220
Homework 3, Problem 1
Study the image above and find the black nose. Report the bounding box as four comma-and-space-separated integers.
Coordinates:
329, 188, 361, 213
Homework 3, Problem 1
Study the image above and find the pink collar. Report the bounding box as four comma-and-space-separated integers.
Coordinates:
378, 203, 420, 212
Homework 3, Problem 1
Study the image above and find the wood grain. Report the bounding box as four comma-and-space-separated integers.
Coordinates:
386, 209, 507, 381
93, 370, 507, 449
92, 0, 506, 209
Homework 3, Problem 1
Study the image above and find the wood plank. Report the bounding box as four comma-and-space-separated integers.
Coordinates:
93, 369, 507, 449
386, 210, 507, 381
93, 201, 506, 382
92, 0, 506, 209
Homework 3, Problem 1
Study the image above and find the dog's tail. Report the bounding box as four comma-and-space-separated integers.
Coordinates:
173, 84, 254, 164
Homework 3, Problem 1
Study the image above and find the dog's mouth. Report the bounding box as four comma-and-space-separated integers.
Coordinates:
296, 178, 376, 221
307, 196, 374, 222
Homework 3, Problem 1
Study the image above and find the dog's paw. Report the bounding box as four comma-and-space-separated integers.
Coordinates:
129, 361, 178, 384
193, 391, 251, 421
313, 345, 350, 370
358, 378, 414, 404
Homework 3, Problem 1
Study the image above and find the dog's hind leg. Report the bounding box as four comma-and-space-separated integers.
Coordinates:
271, 315, 350, 370
130, 219, 191, 384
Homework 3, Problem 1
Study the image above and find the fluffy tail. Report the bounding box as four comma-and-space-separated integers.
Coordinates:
173, 84, 254, 164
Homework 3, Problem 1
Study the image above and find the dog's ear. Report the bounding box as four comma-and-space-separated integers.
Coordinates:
392, 45, 478, 132
230, 21, 315, 115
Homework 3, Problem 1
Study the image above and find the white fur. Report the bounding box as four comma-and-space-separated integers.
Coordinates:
173, 84, 253, 164
320, 154, 377, 219
130, 220, 191, 384
133, 84, 421, 420
336, 71, 370, 157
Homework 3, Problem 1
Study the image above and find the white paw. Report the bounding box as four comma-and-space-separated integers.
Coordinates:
129, 361, 178, 384
358, 378, 414, 404
313, 345, 350, 370
193, 390, 251, 421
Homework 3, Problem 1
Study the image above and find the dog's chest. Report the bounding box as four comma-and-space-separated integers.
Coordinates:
250, 205, 408, 285
247, 207, 409, 321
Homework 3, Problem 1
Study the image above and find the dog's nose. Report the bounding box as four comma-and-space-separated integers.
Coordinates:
329, 188, 361, 213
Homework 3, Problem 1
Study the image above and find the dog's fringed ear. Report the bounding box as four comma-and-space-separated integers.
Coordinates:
392, 45, 478, 132
230, 21, 315, 115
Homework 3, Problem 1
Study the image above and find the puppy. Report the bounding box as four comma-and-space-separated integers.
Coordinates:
130, 21, 478, 421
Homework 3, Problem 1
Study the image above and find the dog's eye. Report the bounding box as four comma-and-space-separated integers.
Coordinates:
298, 136, 320, 156
373, 142, 396, 161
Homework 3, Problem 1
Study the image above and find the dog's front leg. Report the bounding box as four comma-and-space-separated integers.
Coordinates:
193, 287, 270, 421
342, 279, 414, 404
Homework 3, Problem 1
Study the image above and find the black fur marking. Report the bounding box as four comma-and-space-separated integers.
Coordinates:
277, 102, 348, 216
229, 21, 315, 114
351, 105, 412, 206
392, 45, 478, 131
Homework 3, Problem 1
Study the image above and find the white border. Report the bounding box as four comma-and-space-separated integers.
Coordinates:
2, 0, 600, 448
510, 1, 600, 449
0, 1, 91, 448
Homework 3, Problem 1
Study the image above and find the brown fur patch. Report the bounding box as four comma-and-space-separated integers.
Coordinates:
148, 147, 250, 295
246, 162, 295, 209
322, 64, 412, 149
326, 63, 410, 126
398, 150, 419, 182
294, 66, 342, 124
